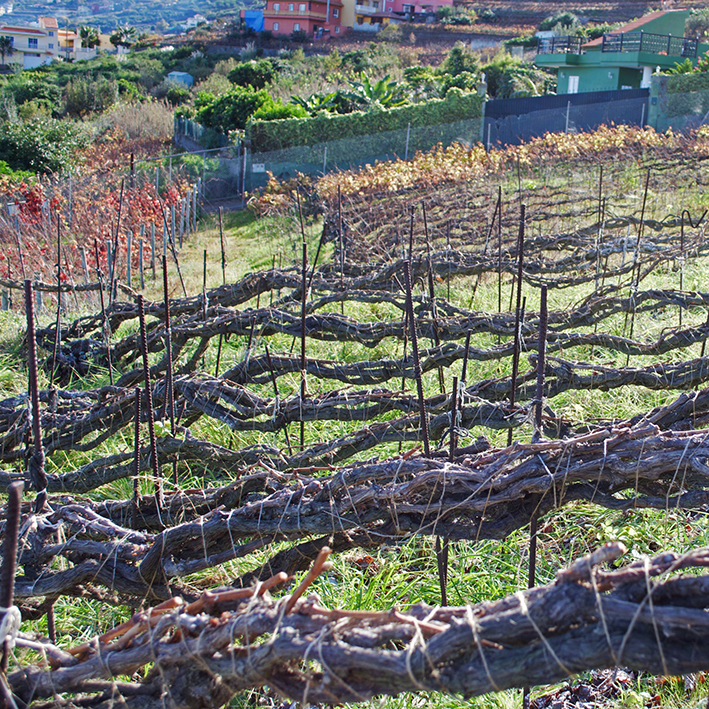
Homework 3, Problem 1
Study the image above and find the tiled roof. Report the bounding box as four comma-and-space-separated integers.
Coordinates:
40, 17, 59, 28
0, 25, 45, 34
583, 10, 676, 47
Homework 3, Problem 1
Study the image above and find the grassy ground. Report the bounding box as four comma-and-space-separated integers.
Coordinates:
6, 150, 709, 709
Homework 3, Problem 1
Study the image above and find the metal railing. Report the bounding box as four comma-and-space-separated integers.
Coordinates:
537, 36, 582, 55
601, 31, 698, 58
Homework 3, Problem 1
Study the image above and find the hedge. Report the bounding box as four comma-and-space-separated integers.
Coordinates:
247, 88, 484, 153
667, 72, 709, 94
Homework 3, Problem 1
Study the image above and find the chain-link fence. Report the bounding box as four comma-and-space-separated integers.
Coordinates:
246, 116, 483, 189
650, 74, 709, 133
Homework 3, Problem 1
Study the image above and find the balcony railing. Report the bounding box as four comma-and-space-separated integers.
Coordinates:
355, 4, 380, 13
537, 36, 582, 55
601, 31, 698, 58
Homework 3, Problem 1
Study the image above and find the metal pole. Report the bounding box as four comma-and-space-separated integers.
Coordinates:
404, 122, 411, 160
565, 101, 571, 133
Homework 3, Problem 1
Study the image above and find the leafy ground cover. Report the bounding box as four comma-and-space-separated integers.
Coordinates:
4, 125, 709, 708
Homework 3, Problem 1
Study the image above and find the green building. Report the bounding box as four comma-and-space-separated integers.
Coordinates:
535, 9, 707, 95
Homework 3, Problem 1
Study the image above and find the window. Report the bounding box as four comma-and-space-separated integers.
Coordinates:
28, 37, 38, 48
273, 21, 279, 29
333, 7, 338, 16
335, 25, 340, 32
48, 42, 54, 48
567, 75, 579, 94
294, 22, 300, 29
288, 4, 294, 10
48, 30, 54, 36
299, 3, 306, 11
274, 3, 280, 9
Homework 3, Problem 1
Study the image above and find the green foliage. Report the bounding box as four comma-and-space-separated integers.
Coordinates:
403, 65, 441, 100
436, 6, 477, 26
0, 159, 33, 180
196, 85, 275, 132
538, 11, 578, 32
502, 34, 537, 49
481, 52, 550, 98
166, 85, 192, 106
687, 8, 709, 41
291, 29, 308, 43
79, 25, 100, 49
249, 87, 483, 152
0, 35, 14, 65
344, 74, 407, 109
668, 58, 696, 75
252, 101, 307, 121
441, 42, 479, 77
667, 71, 709, 93
117, 78, 144, 100
342, 50, 371, 74
228, 59, 279, 89
64, 78, 118, 118
110, 25, 137, 47
377, 23, 403, 42
0, 117, 89, 173
0, 75, 62, 116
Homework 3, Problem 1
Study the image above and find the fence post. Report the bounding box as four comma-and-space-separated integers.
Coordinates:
80, 246, 90, 284
404, 122, 411, 160
139, 239, 145, 289
487, 122, 491, 151
171, 205, 176, 246
155, 166, 160, 193
640, 102, 645, 127
565, 101, 571, 133
151, 223, 156, 277
126, 231, 132, 288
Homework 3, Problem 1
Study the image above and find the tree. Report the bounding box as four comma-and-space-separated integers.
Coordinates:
0, 36, 14, 66
109, 25, 136, 48
79, 25, 100, 48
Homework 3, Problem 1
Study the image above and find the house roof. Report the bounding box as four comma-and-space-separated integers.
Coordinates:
583, 10, 676, 47
0, 25, 45, 35
40, 17, 59, 29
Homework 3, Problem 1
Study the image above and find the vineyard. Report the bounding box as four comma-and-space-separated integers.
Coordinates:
4, 125, 709, 709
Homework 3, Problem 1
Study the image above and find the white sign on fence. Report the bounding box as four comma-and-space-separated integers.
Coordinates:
252, 163, 266, 173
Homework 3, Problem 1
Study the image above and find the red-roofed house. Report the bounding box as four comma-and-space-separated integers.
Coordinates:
535, 9, 709, 94
0, 16, 61, 68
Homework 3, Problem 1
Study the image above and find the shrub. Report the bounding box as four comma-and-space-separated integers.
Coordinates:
290, 29, 308, 42
687, 9, 709, 41
64, 78, 118, 118
377, 23, 403, 42
196, 85, 275, 132
228, 59, 279, 89
538, 11, 578, 32
441, 42, 479, 76
96, 99, 174, 140
0, 116, 89, 173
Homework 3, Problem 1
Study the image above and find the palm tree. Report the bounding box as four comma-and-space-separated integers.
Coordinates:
0, 36, 14, 67
79, 25, 100, 49
109, 25, 136, 48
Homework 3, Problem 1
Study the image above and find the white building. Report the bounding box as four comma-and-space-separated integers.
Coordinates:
0, 16, 60, 68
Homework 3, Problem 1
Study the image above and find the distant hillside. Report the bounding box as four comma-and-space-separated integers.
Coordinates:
458, 1, 709, 30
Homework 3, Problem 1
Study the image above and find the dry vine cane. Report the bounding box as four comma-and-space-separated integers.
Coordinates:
9, 542, 709, 708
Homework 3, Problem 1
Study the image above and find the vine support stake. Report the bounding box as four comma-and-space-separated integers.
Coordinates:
403, 260, 430, 456
0, 480, 23, 697
533, 285, 548, 443
24, 280, 47, 514
133, 385, 141, 529
162, 255, 177, 485
138, 294, 163, 519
